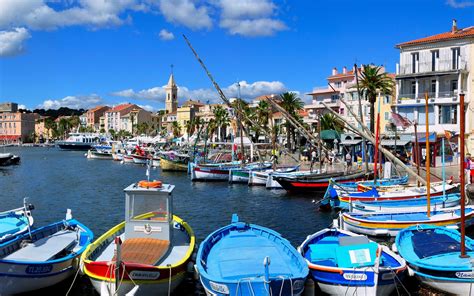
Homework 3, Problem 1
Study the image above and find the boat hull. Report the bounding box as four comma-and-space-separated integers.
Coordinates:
275, 172, 368, 194
228, 170, 249, 183
122, 155, 134, 163
112, 153, 123, 161
339, 206, 474, 236
82, 216, 194, 296
160, 158, 188, 171
87, 150, 113, 159
57, 143, 94, 150
132, 155, 149, 164
192, 167, 229, 180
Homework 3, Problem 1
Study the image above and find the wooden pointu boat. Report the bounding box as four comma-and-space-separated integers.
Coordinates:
82, 181, 195, 295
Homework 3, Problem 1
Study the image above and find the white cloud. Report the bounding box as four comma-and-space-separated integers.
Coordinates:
157, 0, 212, 30
446, 0, 474, 8
137, 104, 157, 112
158, 28, 174, 40
217, 0, 287, 37
0, 0, 145, 30
0, 27, 31, 56
37, 94, 104, 110
111, 80, 288, 104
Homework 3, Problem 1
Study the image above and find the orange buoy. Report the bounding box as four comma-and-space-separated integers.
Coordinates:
138, 180, 162, 188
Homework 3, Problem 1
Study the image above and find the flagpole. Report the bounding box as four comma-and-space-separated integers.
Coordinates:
414, 121, 420, 187
442, 137, 445, 197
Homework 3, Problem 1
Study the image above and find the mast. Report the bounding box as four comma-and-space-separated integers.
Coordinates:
318, 111, 322, 172
414, 121, 420, 187
237, 82, 245, 163
459, 92, 467, 258
374, 93, 381, 180
425, 93, 431, 217
354, 64, 369, 172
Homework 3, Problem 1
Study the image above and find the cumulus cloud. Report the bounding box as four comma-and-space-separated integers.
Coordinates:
446, 0, 474, 8
157, 0, 212, 30
37, 94, 104, 110
111, 80, 288, 104
158, 28, 174, 40
217, 0, 287, 37
0, 0, 145, 30
0, 27, 31, 56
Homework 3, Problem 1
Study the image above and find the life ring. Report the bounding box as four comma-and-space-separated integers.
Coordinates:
138, 180, 162, 188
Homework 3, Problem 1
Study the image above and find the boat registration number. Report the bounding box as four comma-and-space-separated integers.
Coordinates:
456, 272, 474, 279
129, 270, 160, 280
343, 273, 367, 281
25, 264, 53, 274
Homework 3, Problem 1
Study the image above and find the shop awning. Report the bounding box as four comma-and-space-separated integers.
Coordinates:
320, 130, 340, 140
418, 132, 437, 143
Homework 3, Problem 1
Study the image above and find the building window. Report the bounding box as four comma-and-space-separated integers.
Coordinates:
417, 106, 434, 125
452, 47, 460, 69
335, 82, 341, 88
431, 50, 439, 71
439, 105, 457, 124
431, 80, 436, 94
398, 107, 415, 122
384, 96, 390, 104
451, 80, 458, 92
331, 94, 338, 101
412, 52, 419, 73
384, 112, 389, 120
411, 81, 416, 95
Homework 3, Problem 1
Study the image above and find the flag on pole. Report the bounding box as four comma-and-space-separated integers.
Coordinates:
391, 112, 412, 129
444, 130, 452, 140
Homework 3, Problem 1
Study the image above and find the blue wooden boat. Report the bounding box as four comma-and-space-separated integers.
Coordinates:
0, 211, 93, 295
395, 225, 474, 295
298, 228, 406, 295
196, 214, 308, 295
0, 201, 34, 243
337, 206, 474, 237
350, 193, 461, 213
336, 175, 409, 191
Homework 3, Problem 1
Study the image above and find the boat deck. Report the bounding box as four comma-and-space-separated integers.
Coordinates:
96, 225, 190, 266
2, 230, 77, 262
206, 230, 294, 280
0, 215, 27, 238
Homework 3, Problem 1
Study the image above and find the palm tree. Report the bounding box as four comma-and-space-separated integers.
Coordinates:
320, 113, 345, 132
279, 92, 304, 150
358, 64, 395, 133
171, 121, 181, 138
213, 106, 230, 142
255, 100, 271, 141
185, 119, 196, 142
69, 116, 81, 130
44, 117, 56, 142
57, 117, 71, 139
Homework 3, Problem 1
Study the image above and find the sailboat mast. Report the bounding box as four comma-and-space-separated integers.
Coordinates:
425, 93, 431, 217
374, 94, 381, 180
459, 92, 467, 258
414, 122, 420, 187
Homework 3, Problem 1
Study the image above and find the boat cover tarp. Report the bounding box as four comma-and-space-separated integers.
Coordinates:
412, 230, 469, 259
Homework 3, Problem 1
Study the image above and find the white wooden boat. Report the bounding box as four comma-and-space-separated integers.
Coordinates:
82, 181, 195, 295
0, 201, 34, 243
0, 211, 93, 295
86, 149, 113, 160
122, 154, 134, 163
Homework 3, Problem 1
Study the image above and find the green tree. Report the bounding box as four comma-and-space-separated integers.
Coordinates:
358, 65, 395, 133
254, 100, 271, 142
69, 115, 81, 130
279, 92, 304, 150
185, 119, 196, 142
171, 121, 181, 138
136, 122, 149, 135
44, 117, 56, 141
108, 129, 116, 140
213, 105, 230, 142
57, 117, 71, 139
320, 113, 345, 132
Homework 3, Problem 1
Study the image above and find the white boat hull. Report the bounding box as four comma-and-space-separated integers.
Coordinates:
90, 272, 186, 296
192, 169, 229, 181
415, 273, 474, 296
0, 257, 77, 294
248, 172, 267, 186
317, 281, 397, 296
112, 153, 123, 161
151, 158, 160, 167
132, 156, 148, 165
122, 156, 134, 163
266, 174, 283, 189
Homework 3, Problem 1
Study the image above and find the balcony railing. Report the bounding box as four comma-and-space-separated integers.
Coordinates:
398, 59, 468, 75
397, 90, 463, 101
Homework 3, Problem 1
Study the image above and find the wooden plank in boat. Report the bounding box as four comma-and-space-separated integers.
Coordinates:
114, 238, 170, 265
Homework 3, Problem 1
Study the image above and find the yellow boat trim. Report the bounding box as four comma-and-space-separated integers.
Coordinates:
81, 215, 195, 281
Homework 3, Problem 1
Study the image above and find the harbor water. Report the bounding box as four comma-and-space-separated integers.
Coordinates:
0, 147, 335, 295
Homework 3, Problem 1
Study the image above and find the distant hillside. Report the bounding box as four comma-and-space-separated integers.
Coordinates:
29, 107, 86, 119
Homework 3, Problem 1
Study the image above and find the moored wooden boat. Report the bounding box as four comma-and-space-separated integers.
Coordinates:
0, 201, 34, 243
298, 228, 406, 295
82, 181, 195, 295
274, 171, 370, 194
395, 225, 474, 295
195, 214, 308, 295
87, 149, 113, 160
0, 212, 93, 295
122, 154, 134, 163
160, 158, 188, 171
336, 205, 474, 236
132, 153, 149, 164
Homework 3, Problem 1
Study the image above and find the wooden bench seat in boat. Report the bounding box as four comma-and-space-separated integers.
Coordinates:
3, 230, 77, 262
114, 238, 170, 265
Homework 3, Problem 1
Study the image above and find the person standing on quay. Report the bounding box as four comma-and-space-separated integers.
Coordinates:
345, 152, 352, 173
310, 149, 317, 172
466, 153, 471, 184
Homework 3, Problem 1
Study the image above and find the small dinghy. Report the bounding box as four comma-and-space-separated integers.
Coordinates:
0, 210, 93, 295
82, 180, 195, 295
0, 200, 34, 243
336, 205, 474, 236
350, 193, 461, 213
395, 225, 474, 295
196, 214, 308, 296
298, 228, 406, 295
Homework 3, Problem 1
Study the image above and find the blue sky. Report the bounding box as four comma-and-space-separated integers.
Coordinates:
0, 0, 473, 111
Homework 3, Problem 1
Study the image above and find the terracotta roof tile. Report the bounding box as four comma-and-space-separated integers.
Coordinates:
109, 103, 135, 112
396, 26, 474, 47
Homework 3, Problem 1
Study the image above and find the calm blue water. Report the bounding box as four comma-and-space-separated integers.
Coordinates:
0, 147, 334, 295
